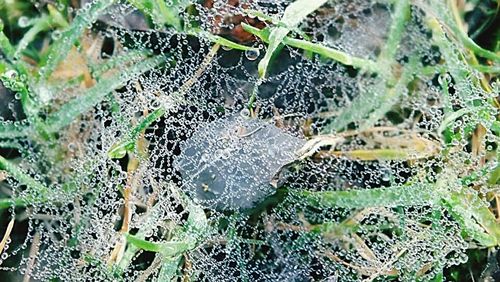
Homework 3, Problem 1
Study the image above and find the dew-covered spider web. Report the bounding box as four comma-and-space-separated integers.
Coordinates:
0, 0, 499, 281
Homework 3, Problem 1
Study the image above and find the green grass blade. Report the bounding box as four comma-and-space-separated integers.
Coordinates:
0, 155, 51, 210
125, 234, 191, 256
257, 0, 327, 77
108, 107, 166, 159
442, 193, 499, 247
14, 15, 53, 59
90, 50, 150, 80
0, 21, 15, 60
0, 122, 30, 139
38, 0, 116, 81
44, 55, 166, 133
300, 183, 436, 209
444, 0, 500, 62
320, 80, 386, 133
195, 30, 257, 51
242, 23, 378, 72
378, 0, 411, 63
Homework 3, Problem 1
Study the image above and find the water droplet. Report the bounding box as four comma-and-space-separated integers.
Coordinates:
4, 70, 18, 80
438, 73, 451, 85
240, 108, 250, 118
17, 16, 30, 28
51, 30, 62, 40
245, 49, 260, 61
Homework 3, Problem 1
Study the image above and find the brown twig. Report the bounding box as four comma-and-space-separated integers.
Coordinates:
23, 232, 41, 282
0, 218, 14, 260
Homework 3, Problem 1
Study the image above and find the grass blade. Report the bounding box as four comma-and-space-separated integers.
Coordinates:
43, 55, 166, 133
378, 0, 411, 63
14, 15, 53, 59
300, 183, 436, 209
0, 155, 51, 209
242, 23, 379, 72
108, 107, 166, 159
257, 0, 327, 77
38, 0, 116, 81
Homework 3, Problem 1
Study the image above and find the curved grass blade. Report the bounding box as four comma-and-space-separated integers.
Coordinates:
14, 15, 53, 59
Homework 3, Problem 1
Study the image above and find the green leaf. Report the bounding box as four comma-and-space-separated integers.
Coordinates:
257, 0, 327, 77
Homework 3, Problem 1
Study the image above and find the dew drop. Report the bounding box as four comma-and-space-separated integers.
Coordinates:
245, 49, 260, 61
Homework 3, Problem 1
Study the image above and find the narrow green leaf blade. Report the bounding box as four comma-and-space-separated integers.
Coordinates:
258, 0, 327, 77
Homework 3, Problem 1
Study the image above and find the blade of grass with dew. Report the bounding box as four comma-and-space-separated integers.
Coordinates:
109, 44, 219, 158
325, 147, 437, 161
193, 30, 257, 52
117, 188, 178, 270
299, 182, 498, 246
124, 233, 191, 255
47, 4, 69, 28
470, 64, 500, 74
14, 15, 53, 59
441, 193, 499, 247
299, 183, 437, 209
377, 0, 411, 65
157, 255, 183, 281
320, 79, 386, 133
90, 50, 150, 78
489, 164, 500, 185
127, 0, 187, 30
426, 17, 481, 104
38, 0, 116, 81
108, 107, 166, 159
242, 23, 379, 73
257, 0, 327, 78
0, 122, 30, 139
0, 155, 51, 210
443, 0, 500, 62
0, 23, 39, 117
357, 56, 419, 131
43, 55, 166, 133
0, 66, 38, 116
118, 193, 208, 271
321, 0, 412, 133
0, 21, 15, 60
